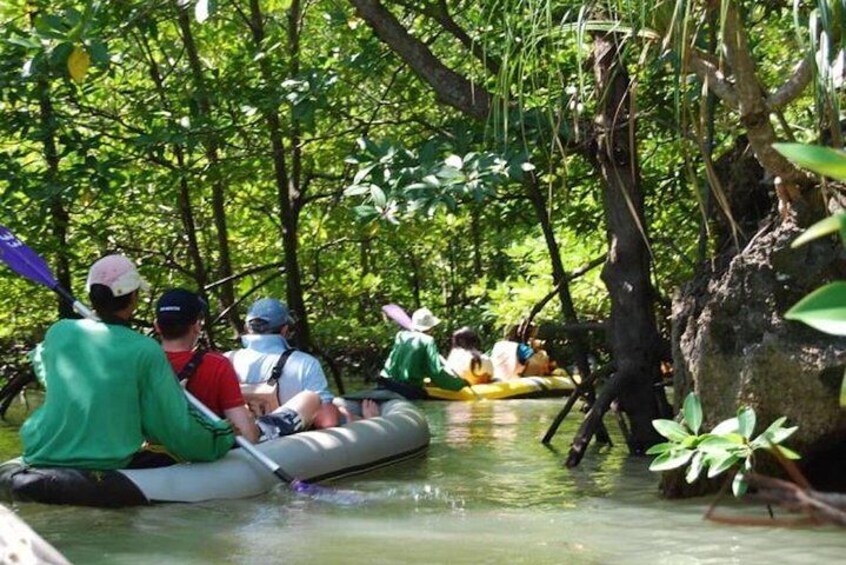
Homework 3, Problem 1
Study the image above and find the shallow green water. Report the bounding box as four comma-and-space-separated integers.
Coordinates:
2, 399, 844, 564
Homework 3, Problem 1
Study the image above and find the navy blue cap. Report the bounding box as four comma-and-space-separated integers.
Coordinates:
156, 288, 207, 326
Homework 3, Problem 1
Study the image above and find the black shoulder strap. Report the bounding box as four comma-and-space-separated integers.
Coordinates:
268, 348, 296, 385
177, 349, 207, 382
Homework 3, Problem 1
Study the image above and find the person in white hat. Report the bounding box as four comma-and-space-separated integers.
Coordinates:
19, 255, 234, 473
378, 307, 469, 399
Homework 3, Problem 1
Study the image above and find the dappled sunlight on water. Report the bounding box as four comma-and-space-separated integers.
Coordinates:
3, 398, 846, 563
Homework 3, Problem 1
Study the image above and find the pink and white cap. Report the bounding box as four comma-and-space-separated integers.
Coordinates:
85, 254, 150, 297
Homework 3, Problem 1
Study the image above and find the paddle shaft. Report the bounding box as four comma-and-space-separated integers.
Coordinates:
52, 284, 97, 320
182, 389, 294, 482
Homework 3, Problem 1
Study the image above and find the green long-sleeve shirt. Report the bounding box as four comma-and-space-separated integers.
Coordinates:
380, 330, 466, 391
21, 319, 234, 470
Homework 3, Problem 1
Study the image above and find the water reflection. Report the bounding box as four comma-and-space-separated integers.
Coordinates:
3, 399, 845, 564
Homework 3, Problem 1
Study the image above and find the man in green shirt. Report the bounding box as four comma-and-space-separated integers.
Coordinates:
20, 254, 234, 470
378, 308, 469, 399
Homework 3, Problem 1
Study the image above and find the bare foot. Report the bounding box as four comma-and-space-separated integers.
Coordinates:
361, 399, 380, 419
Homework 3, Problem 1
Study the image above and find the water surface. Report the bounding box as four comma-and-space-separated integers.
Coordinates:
1, 399, 843, 563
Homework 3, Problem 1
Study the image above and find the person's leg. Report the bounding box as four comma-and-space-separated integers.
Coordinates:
278, 390, 320, 429
313, 401, 342, 429
361, 399, 380, 418
332, 398, 381, 424
255, 391, 320, 440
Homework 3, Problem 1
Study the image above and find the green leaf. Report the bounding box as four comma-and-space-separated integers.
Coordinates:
353, 163, 376, 185
785, 281, 846, 335
771, 445, 802, 460
682, 393, 703, 434
685, 451, 704, 484
645, 442, 674, 455
649, 449, 694, 472
711, 417, 739, 435
422, 175, 440, 187
652, 419, 691, 442
7, 36, 41, 49
791, 214, 846, 248
34, 14, 68, 39
707, 452, 741, 478
404, 182, 430, 193
773, 143, 846, 181
751, 421, 798, 448
343, 184, 370, 197
680, 434, 700, 448
87, 40, 109, 66
370, 185, 387, 208
444, 154, 463, 169
698, 434, 745, 452
49, 42, 73, 68
737, 407, 756, 439
841, 368, 846, 408
732, 472, 748, 497
352, 205, 378, 221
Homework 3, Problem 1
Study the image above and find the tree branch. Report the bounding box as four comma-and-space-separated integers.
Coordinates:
688, 49, 739, 109
348, 0, 494, 120
766, 55, 813, 110
393, 0, 501, 75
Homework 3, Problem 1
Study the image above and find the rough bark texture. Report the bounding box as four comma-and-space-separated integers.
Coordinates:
568, 33, 666, 463
36, 75, 72, 319
668, 217, 846, 496
710, 136, 770, 252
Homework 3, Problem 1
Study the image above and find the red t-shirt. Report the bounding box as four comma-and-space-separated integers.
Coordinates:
166, 350, 245, 417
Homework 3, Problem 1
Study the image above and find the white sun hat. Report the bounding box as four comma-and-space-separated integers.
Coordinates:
86, 254, 150, 297
410, 308, 440, 332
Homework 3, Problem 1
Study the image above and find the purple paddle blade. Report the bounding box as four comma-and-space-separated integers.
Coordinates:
0, 225, 59, 290
382, 304, 412, 330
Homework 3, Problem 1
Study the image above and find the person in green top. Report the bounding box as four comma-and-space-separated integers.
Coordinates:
378, 307, 470, 399
20, 254, 234, 470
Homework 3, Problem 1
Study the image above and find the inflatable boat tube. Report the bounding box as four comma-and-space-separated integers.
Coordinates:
426, 375, 576, 400
0, 399, 428, 507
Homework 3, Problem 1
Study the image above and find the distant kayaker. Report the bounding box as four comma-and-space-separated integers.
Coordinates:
491, 321, 556, 380
226, 298, 377, 428
154, 288, 323, 443
446, 327, 494, 385
378, 307, 470, 399
19, 255, 234, 470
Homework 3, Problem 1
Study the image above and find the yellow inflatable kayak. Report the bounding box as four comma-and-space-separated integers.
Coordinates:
426, 375, 576, 400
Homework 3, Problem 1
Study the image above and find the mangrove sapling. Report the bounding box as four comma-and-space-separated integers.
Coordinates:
647, 393, 800, 497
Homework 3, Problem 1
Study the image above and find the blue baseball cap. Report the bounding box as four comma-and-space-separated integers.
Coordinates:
246, 298, 293, 333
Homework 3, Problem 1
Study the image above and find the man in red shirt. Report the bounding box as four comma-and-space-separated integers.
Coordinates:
154, 289, 320, 443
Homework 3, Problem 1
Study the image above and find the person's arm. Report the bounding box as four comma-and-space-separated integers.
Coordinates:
139, 345, 234, 462
217, 357, 259, 443
223, 405, 260, 443
29, 343, 46, 386
425, 339, 468, 391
